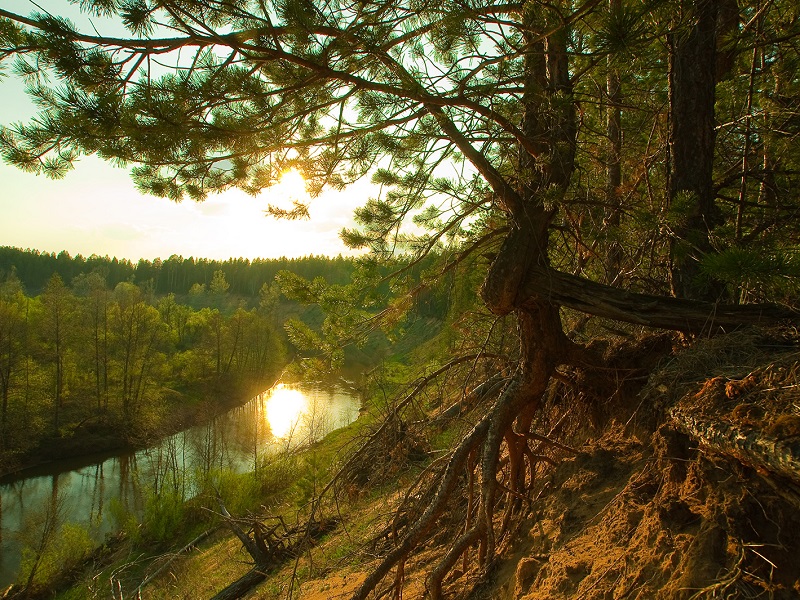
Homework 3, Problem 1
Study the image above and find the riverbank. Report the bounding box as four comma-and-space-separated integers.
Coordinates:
0, 374, 277, 481
0, 378, 363, 593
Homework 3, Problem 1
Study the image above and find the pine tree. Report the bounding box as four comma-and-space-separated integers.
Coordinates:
1, 1, 798, 597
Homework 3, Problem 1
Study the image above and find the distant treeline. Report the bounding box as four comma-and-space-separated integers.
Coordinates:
0, 268, 288, 474
0, 246, 358, 297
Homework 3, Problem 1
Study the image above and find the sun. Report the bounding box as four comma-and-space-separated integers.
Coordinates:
265, 385, 309, 438
275, 169, 309, 201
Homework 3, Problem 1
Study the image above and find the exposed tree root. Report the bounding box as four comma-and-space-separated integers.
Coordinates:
350, 396, 494, 600
347, 303, 574, 600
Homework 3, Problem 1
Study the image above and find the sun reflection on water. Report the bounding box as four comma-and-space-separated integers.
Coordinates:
265, 385, 308, 438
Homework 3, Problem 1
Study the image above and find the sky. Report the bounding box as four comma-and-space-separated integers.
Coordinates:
0, 1, 372, 262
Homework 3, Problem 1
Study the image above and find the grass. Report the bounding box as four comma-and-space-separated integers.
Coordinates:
43, 352, 475, 600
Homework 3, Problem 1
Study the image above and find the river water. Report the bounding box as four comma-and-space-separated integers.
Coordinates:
0, 381, 361, 587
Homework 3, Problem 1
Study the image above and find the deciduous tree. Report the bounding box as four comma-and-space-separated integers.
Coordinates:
0, 271, 27, 449
39, 273, 73, 432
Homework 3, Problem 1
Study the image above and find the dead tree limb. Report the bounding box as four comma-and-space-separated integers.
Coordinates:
209, 568, 268, 600
216, 496, 271, 567
211, 495, 337, 600
671, 408, 800, 483
319, 353, 503, 500
521, 265, 798, 333
133, 529, 214, 597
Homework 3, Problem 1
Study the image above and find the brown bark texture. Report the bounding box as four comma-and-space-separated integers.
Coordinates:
668, 0, 722, 300
671, 407, 800, 484
520, 265, 798, 333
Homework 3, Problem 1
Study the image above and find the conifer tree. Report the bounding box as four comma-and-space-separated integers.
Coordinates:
0, 1, 798, 597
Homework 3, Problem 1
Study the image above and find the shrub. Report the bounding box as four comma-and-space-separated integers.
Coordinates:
18, 523, 93, 590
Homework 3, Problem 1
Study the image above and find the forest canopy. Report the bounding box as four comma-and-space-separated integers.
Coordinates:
1, 0, 799, 598
0, 246, 358, 296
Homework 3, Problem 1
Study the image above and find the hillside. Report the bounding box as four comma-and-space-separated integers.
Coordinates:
32, 325, 798, 600
2, 2, 800, 599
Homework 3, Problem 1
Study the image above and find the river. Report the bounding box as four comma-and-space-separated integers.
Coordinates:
0, 381, 361, 587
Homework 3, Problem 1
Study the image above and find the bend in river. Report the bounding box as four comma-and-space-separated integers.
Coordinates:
0, 381, 361, 587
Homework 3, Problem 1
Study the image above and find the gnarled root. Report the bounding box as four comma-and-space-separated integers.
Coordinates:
351, 365, 555, 600
350, 399, 493, 600
345, 297, 575, 600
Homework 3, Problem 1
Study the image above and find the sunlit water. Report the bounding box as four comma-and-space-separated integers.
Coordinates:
0, 381, 360, 587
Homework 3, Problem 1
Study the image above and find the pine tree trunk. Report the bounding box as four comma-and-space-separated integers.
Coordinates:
668, 0, 721, 300
605, 0, 623, 285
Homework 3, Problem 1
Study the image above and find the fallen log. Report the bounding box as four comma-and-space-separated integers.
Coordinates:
210, 568, 267, 600
671, 408, 800, 483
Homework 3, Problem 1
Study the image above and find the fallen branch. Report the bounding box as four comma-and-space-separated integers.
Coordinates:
210, 568, 268, 600
320, 353, 503, 498
671, 408, 800, 483
211, 496, 336, 600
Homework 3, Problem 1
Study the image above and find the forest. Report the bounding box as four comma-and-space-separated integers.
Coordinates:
0, 246, 357, 297
0, 248, 445, 476
0, 257, 292, 475
1, 0, 800, 598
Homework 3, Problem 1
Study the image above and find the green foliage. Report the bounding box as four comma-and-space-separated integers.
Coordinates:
209, 269, 230, 296
0, 247, 360, 298
0, 0, 796, 317
2, 1, 800, 596
108, 497, 139, 539
701, 247, 800, 301
256, 453, 301, 497
278, 267, 384, 378
0, 267, 289, 466
296, 452, 326, 505
592, 1, 650, 57
17, 523, 93, 590
666, 191, 700, 229
209, 469, 261, 516
139, 487, 188, 544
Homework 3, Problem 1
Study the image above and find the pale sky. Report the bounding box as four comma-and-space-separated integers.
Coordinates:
0, 1, 372, 262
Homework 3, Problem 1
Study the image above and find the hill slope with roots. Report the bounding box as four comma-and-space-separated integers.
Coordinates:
291, 326, 800, 600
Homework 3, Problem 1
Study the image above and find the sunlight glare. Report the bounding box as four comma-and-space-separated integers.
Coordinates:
265, 385, 308, 438
276, 169, 309, 200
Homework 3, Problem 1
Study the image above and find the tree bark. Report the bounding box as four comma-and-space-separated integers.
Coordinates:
668, 0, 722, 300
671, 408, 800, 484
209, 568, 267, 600
604, 0, 623, 285
520, 265, 797, 333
